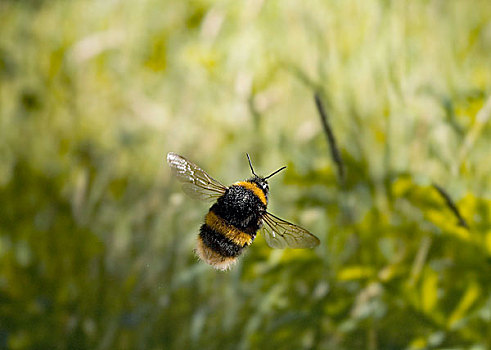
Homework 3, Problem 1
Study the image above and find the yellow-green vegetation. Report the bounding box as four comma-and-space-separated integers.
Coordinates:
1, 0, 490, 349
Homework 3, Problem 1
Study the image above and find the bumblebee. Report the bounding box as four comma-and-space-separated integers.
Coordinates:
167, 152, 320, 270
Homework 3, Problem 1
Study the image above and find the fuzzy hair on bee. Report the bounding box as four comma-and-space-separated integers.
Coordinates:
166, 152, 320, 270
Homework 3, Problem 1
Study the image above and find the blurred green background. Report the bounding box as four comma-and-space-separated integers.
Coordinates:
1, 0, 491, 349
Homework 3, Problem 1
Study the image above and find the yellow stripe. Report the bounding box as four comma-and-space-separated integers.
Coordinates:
234, 181, 267, 206
205, 211, 253, 246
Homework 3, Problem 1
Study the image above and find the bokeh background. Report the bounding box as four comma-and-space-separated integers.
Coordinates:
1, 0, 491, 349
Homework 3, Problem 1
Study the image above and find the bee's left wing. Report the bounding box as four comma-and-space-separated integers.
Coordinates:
167, 152, 227, 201
261, 212, 320, 249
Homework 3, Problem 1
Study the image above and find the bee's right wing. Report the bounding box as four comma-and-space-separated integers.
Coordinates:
167, 152, 227, 201
261, 211, 320, 249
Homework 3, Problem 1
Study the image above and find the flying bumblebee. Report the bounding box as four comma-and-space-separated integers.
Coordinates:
166, 152, 320, 270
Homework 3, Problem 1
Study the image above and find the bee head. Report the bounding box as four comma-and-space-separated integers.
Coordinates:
246, 153, 286, 195
251, 177, 270, 193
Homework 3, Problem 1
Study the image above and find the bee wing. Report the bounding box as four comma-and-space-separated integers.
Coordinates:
167, 152, 227, 201
261, 211, 320, 249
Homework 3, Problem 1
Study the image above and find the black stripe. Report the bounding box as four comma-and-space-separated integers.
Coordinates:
199, 224, 243, 258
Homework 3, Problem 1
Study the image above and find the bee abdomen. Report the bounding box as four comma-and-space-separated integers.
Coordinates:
199, 224, 243, 258
196, 223, 243, 271
196, 209, 259, 270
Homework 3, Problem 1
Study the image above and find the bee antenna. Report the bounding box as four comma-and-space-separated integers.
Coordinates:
264, 166, 287, 180
246, 153, 258, 177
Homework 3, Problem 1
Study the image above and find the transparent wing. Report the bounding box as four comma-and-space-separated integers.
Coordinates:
261, 211, 320, 249
167, 152, 227, 201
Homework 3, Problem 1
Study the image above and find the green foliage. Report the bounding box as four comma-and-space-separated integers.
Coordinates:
1, 0, 491, 349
